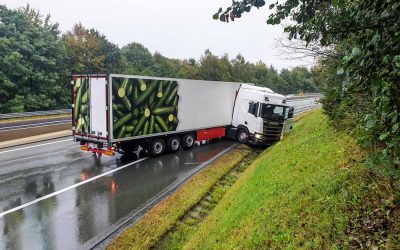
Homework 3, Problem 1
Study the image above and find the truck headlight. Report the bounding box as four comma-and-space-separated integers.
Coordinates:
255, 133, 262, 139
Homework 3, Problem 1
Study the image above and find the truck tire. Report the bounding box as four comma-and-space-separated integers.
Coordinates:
120, 142, 138, 154
181, 133, 195, 150
237, 128, 248, 144
167, 136, 181, 152
148, 138, 165, 157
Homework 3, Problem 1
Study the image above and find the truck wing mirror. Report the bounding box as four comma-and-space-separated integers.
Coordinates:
288, 107, 294, 118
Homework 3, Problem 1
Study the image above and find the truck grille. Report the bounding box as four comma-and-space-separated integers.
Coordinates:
262, 120, 283, 145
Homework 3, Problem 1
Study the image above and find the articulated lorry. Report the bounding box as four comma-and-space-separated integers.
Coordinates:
72, 74, 294, 156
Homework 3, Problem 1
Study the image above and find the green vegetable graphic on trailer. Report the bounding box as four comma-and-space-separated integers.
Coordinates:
73, 76, 90, 135
112, 77, 179, 139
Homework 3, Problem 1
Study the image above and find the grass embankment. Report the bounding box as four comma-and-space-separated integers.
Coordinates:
108, 144, 252, 249
183, 110, 399, 249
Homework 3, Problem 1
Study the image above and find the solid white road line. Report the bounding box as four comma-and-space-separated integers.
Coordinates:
0, 138, 72, 154
0, 157, 149, 217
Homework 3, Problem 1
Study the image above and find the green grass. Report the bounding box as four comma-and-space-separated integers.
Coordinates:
182, 110, 365, 249
156, 150, 260, 250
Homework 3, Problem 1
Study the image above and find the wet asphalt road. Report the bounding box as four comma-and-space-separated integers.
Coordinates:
0, 97, 319, 249
0, 139, 235, 249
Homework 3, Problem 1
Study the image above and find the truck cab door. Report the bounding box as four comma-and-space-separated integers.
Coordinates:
246, 102, 262, 134
237, 100, 261, 134
283, 107, 294, 134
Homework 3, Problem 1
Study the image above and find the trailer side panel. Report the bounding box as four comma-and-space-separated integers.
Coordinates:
110, 75, 241, 142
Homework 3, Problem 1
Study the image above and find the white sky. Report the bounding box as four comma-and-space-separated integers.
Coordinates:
2, 0, 312, 70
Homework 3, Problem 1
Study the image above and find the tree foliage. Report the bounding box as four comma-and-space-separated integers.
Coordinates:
62, 23, 123, 73
0, 4, 68, 112
214, 0, 400, 162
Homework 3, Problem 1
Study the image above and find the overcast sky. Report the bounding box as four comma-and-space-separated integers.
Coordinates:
2, 0, 312, 70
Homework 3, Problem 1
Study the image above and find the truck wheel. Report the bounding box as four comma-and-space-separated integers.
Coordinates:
237, 129, 248, 144
167, 136, 181, 152
120, 142, 138, 154
148, 138, 165, 157
181, 134, 195, 150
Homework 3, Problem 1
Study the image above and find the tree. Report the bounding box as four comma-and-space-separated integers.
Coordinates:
230, 54, 255, 82
0, 4, 69, 112
89, 29, 123, 73
121, 42, 157, 75
62, 23, 122, 74
153, 52, 180, 77
198, 50, 232, 81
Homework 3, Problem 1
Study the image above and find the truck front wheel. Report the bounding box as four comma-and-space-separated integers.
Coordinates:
237, 129, 248, 144
148, 138, 165, 157
181, 134, 195, 150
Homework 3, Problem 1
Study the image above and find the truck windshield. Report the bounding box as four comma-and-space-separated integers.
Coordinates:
260, 104, 287, 122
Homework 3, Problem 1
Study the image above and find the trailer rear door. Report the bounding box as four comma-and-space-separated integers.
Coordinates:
89, 77, 108, 139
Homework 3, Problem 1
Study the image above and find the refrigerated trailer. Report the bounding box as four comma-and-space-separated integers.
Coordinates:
72, 74, 294, 156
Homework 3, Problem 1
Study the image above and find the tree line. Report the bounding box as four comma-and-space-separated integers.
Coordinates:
0, 4, 320, 114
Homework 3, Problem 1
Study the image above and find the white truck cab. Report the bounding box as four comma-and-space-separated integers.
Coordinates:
231, 84, 294, 146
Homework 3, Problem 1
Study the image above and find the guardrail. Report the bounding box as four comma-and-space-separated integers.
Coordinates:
0, 109, 71, 120
286, 94, 322, 101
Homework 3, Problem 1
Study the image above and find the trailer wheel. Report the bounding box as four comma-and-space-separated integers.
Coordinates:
148, 138, 165, 157
182, 134, 195, 150
167, 136, 181, 152
237, 128, 248, 144
120, 142, 138, 154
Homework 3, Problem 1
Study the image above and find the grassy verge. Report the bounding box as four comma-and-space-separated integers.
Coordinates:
108, 144, 252, 249
181, 110, 399, 249
155, 150, 260, 249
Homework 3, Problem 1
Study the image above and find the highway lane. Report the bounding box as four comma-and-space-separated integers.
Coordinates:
0, 97, 319, 249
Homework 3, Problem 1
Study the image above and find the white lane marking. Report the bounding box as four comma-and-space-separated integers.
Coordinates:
0, 157, 149, 217
0, 138, 71, 154
0, 121, 70, 132
184, 162, 204, 165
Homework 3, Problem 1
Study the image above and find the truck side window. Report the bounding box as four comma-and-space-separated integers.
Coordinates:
248, 102, 258, 116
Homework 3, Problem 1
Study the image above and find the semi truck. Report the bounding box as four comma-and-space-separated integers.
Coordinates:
72, 74, 294, 156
